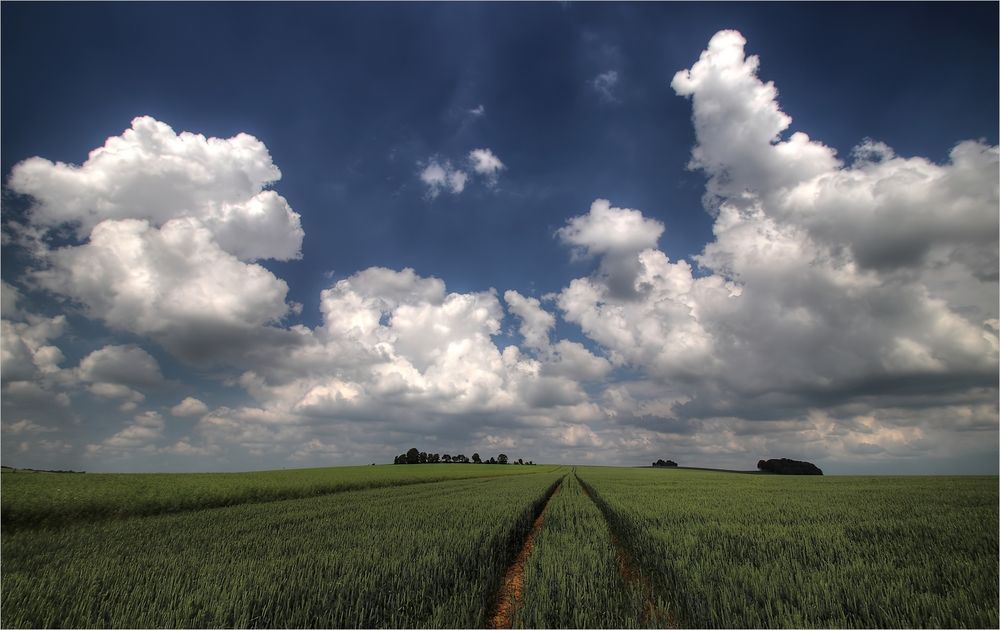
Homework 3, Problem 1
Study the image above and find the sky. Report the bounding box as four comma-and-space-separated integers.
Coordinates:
1, 2, 997, 474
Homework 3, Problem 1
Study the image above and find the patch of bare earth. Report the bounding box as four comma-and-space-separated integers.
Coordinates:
578, 475, 678, 629
486, 479, 564, 629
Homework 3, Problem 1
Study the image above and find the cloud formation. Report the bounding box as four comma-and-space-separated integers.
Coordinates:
7, 119, 303, 365
171, 397, 209, 417
9, 116, 303, 261
78, 345, 163, 388
419, 148, 506, 197
3, 31, 996, 472
419, 160, 467, 197
468, 148, 505, 185
589, 70, 620, 103
554, 30, 997, 454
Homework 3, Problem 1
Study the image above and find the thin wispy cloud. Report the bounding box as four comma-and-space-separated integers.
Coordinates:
589, 70, 620, 103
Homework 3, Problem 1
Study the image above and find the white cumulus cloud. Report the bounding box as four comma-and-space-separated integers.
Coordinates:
9, 118, 302, 365
78, 345, 163, 387
9, 116, 303, 262
171, 397, 210, 417
419, 160, 467, 197
554, 29, 998, 434
468, 148, 505, 185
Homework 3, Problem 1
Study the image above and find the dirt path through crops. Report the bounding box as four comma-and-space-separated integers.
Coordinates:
577, 474, 678, 629
486, 477, 564, 629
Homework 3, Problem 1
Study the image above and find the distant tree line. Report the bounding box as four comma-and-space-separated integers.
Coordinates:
392, 447, 533, 465
1, 466, 84, 474
652, 459, 678, 467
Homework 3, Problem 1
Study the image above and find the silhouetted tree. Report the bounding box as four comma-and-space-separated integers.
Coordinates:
392, 448, 535, 465
757, 458, 823, 475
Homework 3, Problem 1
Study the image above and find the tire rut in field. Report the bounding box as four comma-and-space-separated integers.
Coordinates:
486, 476, 565, 629
576, 473, 678, 629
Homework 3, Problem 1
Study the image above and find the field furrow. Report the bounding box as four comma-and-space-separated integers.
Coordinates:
509, 471, 647, 629
576, 473, 676, 628
487, 475, 564, 628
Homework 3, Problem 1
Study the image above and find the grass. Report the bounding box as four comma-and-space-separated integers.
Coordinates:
1, 463, 558, 529
511, 471, 646, 628
3, 463, 996, 628
2, 470, 566, 628
576, 467, 999, 628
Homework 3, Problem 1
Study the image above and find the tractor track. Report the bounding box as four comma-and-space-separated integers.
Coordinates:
577, 473, 678, 629
486, 475, 565, 629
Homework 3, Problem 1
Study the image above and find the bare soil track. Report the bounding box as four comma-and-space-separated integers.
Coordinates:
487, 476, 564, 629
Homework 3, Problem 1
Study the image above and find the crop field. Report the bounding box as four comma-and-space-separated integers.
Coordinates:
1, 463, 555, 528
2, 467, 565, 628
576, 467, 999, 629
2, 464, 997, 628
510, 473, 648, 628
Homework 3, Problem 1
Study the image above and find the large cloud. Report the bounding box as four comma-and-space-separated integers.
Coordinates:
8, 118, 303, 364
240, 267, 596, 419
671, 30, 840, 209
673, 31, 998, 291
556, 30, 998, 432
9, 116, 303, 261
33, 217, 296, 361
167, 266, 617, 464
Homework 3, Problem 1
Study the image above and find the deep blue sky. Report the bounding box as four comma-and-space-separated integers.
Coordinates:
4, 2, 997, 325
2, 2, 997, 473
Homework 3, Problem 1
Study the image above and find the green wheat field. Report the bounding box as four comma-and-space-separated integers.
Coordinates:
2, 465, 997, 628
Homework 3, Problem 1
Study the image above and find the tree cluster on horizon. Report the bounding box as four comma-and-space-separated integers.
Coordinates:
757, 458, 823, 475
392, 447, 533, 465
